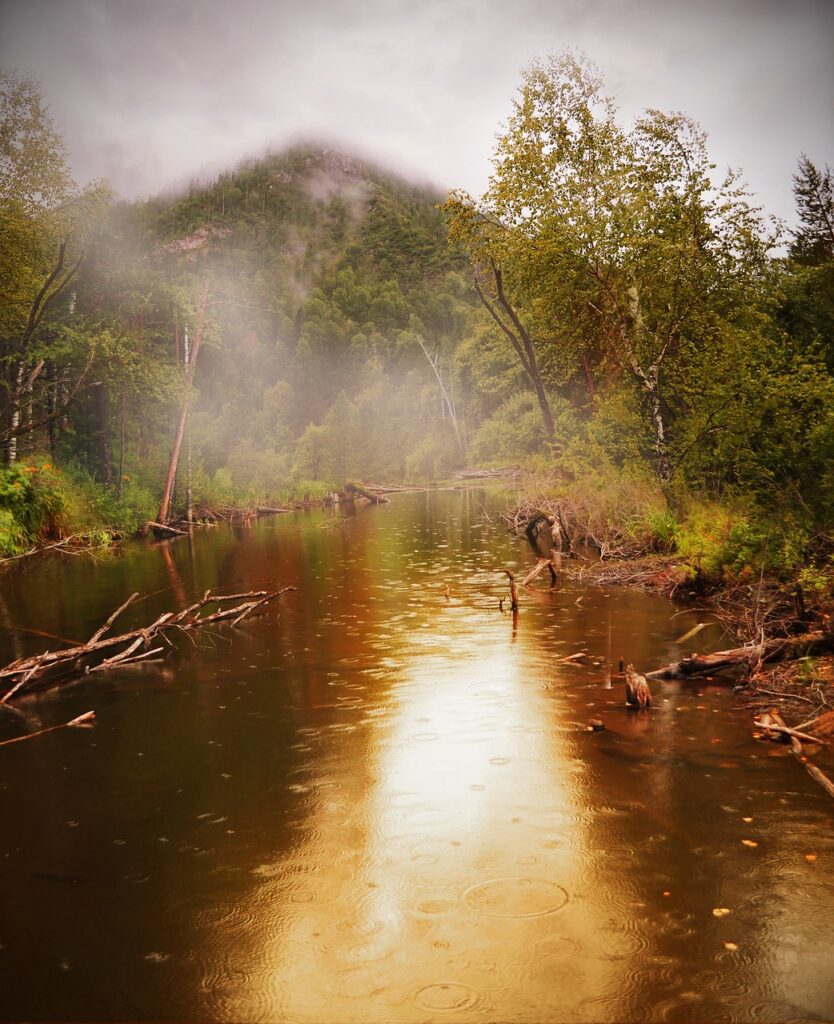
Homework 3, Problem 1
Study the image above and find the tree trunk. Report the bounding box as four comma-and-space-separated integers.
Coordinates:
647, 379, 671, 483
46, 363, 57, 459
117, 392, 126, 499
185, 418, 193, 524
414, 334, 466, 456
582, 352, 596, 402
5, 363, 26, 465
473, 266, 557, 441
97, 384, 112, 485
157, 285, 208, 524
532, 376, 556, 437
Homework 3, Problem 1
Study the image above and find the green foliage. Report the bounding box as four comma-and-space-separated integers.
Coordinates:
470, 393, 552, 462
0, 461, 65, 554
0, 508, 27, 556
790, 155, 834, 265
671, 501, 815, 579
404, 434, 459, 482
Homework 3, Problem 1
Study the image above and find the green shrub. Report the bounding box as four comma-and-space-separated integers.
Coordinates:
0, 462, 66, 554
404, 434, 459, 482
0, 508, 28, 556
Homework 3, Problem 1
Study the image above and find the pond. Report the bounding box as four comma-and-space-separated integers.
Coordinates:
1, 489, 832, 1022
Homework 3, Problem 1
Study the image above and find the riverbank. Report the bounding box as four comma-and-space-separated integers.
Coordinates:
0, 459, 346, 562
504, 480, 834, 720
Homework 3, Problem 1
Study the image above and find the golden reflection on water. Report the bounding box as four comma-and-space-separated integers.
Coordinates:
3, 493, 834, 1021
236, 604, 623, 1022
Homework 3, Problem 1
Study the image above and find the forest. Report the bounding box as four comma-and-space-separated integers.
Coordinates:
1, 54, 833, 596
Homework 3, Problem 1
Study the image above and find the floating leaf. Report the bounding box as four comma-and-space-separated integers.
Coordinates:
712, 907, 732, 918
742, 817, 753, 823
723, 941, 738, 951
741, 839, 758, 848
805, 853, 817, 863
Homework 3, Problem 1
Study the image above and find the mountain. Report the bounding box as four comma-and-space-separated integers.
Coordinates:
114, 145, 477, 489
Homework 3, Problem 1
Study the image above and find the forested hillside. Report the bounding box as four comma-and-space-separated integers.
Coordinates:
74, 146, 480, 500
1, 60, 833, 598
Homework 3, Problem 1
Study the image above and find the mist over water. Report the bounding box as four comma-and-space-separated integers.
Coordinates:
1, 491, 832, 1022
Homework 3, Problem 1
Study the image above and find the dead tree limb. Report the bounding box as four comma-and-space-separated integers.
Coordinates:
500, 569, 519, 611
0, 587, 296, 702
753, 718, 828, 746
756, 710, 834, 801
0, 711, 95, 748
144, 521, 188, 538
521, 558, 557, 588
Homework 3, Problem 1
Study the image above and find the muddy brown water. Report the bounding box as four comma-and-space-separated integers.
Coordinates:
0, 490, 832, 1023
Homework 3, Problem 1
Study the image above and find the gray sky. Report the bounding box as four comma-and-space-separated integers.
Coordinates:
1, 0, 832, 223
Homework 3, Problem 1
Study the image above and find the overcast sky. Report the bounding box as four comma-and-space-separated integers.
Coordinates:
1, 0, 832, 224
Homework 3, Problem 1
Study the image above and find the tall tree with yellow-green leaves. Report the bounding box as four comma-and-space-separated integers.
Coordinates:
444, 51, 773, 481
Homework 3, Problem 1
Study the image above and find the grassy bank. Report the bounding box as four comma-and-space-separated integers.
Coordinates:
505, 460, 834, 709
0, 458, 342, 559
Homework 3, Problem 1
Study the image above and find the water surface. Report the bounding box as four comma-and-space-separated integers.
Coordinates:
1, 490, 832, 1022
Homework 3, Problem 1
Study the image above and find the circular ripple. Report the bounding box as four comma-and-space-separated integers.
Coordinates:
347, 938, 396, 964
655, 996, 734, 1023
415, 981, 479, 1011
463, 876, 568, 918
333, 965, 388, 999
415, 898, 457, 915
533, 933, 580, 961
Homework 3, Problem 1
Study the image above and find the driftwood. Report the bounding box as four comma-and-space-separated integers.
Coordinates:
0, 587, 296, 703
625, 664, 652, 708
0, 530, 122, 565
255, 506, 293, 515
363, 482, 424, 494
144, 520, 188, 538
524, 511, 567, 552
521, 557, 557, 588
753, 718, 828, 746
646, 631, 833, 681
755, 710, 834, 801
0, 710, 95, 748
799, 710, 834, 738
500, 569, 519, 612
455, 467, 517, 480
344, 482, 390, 504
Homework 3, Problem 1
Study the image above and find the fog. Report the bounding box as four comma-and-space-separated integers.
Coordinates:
1, 0, 832, 220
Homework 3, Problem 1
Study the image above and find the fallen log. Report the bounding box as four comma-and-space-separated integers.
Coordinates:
344, 482, 390, 504
0, 587, 296, 703
145, 521, 188, 538
455, 467, 518, 480
646, 631, 832, 681
256, 506, 293, 515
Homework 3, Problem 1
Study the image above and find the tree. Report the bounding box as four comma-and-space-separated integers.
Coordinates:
790, 155, 834, 265
445, 52, 773, 480
0, 69, 107, 463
